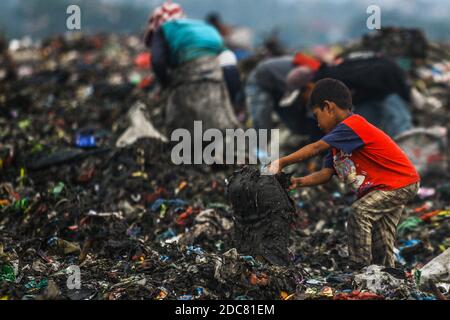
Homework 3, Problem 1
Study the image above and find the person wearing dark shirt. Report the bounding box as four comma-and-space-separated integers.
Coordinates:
247, 55, 413, 143
292, 56, 413, 137
314, 56, 413, 137
244, 56, 322, 141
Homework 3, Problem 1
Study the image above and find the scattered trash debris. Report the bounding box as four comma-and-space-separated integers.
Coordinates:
1, 29, 449, 300
419, 248, 450, 293
116, 102, 168, 147
353, 265, 403, 296
395, 127, 448, 176
333, 290, 385, 300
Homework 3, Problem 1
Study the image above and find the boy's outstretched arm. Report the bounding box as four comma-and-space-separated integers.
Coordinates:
290, 168, 335, 189
267, 140, 331, 174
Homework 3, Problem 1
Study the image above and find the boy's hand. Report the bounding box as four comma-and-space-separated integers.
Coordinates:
266, 160, 282, 175
289, 177, 303, 190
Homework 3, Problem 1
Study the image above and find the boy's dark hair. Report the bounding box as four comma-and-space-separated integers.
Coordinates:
308, 78, 353, 111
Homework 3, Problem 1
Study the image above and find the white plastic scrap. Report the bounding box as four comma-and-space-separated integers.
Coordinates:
419, 248, 450, 292
395, 126, 447, 175
87, 210, 124, 220
353, 265, 402, 294
116, 102, 168, 147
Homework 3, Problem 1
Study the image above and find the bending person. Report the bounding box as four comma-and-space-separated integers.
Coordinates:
144, 2, 240, 135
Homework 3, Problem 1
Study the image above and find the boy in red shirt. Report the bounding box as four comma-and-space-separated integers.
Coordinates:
268, 78, 420, 269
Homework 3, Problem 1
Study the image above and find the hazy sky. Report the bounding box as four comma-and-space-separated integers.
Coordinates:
1, 0, 449, 46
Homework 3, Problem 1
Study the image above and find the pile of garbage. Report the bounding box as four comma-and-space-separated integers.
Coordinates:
1, 30, 449, 300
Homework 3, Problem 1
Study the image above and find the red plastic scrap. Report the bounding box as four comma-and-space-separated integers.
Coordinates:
37, 249, 54, 264
138, 76, 154, 89
249, 272, 270, 286
333, 290, 385, 300
144, 187, 168, 205
35, 203, 48, 215
420, 210, 442, 221
413, 203, 432, 213
131, 254, 145, 262
79, 216, 90, 226
77, 167, 95, 183
176, 207, 197, 227
11, 192, 20, 201
134, 52, 152, 70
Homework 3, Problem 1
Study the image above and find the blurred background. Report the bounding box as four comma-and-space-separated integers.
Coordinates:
1, 0, 449, 48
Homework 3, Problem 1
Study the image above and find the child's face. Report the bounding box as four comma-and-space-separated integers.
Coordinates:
312, 103, 339, 133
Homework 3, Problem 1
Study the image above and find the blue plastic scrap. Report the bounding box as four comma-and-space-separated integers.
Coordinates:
150, 198, 188, 212
75, 134, 96, 148
186, 246, 205, 255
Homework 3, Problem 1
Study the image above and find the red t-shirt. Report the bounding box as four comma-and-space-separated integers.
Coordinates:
322, 114, 420, 198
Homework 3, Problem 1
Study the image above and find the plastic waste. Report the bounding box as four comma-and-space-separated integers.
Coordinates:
333, 290, 385, 300
395, 127, 447, 176
353, 265, 402, 295
419, 248, 450, 291
134, 52, 151, 70
397, 216, 423, 236
52, 182, 65, 196
116, 102, 168, 148
25, 278, 48, 290
75, 134, 96, 148
48, 237, 81, 255
150, 198, 187, 212
0, 264, 15, 282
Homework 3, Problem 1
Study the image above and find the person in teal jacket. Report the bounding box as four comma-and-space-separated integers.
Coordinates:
144, 1, 240, 135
